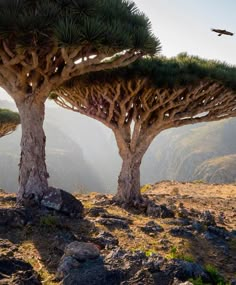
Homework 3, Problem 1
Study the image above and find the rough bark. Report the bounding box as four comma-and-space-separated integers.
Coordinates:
115, 153, 142, 205
16, 98, 49, 204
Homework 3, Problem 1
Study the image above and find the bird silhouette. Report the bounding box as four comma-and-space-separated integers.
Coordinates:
211, 29, 234, 36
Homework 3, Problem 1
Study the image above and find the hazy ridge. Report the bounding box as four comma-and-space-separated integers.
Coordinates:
1, 99, 236, 193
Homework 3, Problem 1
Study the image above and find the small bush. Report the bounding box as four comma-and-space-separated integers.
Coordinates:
145, 249, 158, 257
39, 215, 59, 228
189, 277, 204, 285
166, 246, 195, 262
130, 247, 158, 257
205, 264, 225, 284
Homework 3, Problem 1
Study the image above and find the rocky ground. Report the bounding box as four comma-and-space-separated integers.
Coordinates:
0, 181, 235, 285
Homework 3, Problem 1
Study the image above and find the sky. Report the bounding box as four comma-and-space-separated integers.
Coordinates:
1, 0, 236, 101
134, 0, 236, 65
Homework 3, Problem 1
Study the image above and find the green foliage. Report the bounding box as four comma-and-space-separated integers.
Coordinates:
0, 109, 20, 124
0, 0, 160, 54
189, 277, 205, 285
166, 246, 195, 262
70, 53, 236, 91
130, 247, 158, 257
145, 249, 158, 257
205, 264, 226, 284
189, 264, 230, 285
39, 214, 59, 228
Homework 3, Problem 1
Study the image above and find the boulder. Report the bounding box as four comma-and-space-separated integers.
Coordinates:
56, 256, 80, 281
140, 221, 164, 235
160, 259, 210, 283
169, 227, 193, 238
92, 231, 119, 249
146, 203, 175, 218
199, 210, 216, 226
64, 241, 100, 261
63, 259, 124, 285
96, 217, 130, 229
87, 207, 109, 217
41, 187, 83, 217
207, 225, 231, 239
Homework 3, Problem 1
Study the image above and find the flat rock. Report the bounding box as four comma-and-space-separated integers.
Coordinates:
64, 241, 100, 261
140, 221, 164, 235
87, 207, 109, 217
92, 231, 119, 249
146, 203, 175, 218
96, 217, 130, 229
169, 227, 193, 238
41, 187, 84, 217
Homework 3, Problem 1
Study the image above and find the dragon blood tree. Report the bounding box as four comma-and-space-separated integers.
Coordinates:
53, 54, 236, 207
0, 108, 20, 138
0, 0, 160, 204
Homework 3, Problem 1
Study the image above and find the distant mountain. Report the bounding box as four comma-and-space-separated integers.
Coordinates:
142, 118, 236, 184
194, 154, 236, 183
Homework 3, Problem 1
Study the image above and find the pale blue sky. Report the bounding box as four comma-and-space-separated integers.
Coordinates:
135, 0, 236, 64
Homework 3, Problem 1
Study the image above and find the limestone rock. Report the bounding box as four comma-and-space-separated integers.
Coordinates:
87, 207, 109, 217
140, 221, 164, 235
169, 227, 193, 238
146, 203, 175, 218
96, 217, 130, 229
92, 231, 119, 249
199, 210, 216, 226
64, 241, 100, 261
41, 187, 83, 217
56, 256, 80, 281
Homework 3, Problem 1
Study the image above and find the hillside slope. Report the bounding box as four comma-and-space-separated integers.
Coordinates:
0, 181, 235, 284
142, 118, 236, 184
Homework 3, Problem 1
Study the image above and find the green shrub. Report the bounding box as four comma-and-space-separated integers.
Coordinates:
39, 215, 59, 228
189, 264, 230, 285
205, 265, 224, 284
166, 246, 195, 262
189, 277, 205, 285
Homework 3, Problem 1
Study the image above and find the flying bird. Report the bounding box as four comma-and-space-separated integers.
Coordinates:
211, 29, 234, 36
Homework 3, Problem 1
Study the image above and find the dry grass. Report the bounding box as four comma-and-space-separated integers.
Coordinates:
0, 181, 236, 283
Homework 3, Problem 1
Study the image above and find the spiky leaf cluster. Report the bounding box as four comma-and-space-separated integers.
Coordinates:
65, 53, 236, 91
0, 0, 160, 54
0, 108, 20, 124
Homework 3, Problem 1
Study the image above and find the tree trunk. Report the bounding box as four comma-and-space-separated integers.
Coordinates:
16, 98, 49, 204
115, 153, 143, 206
